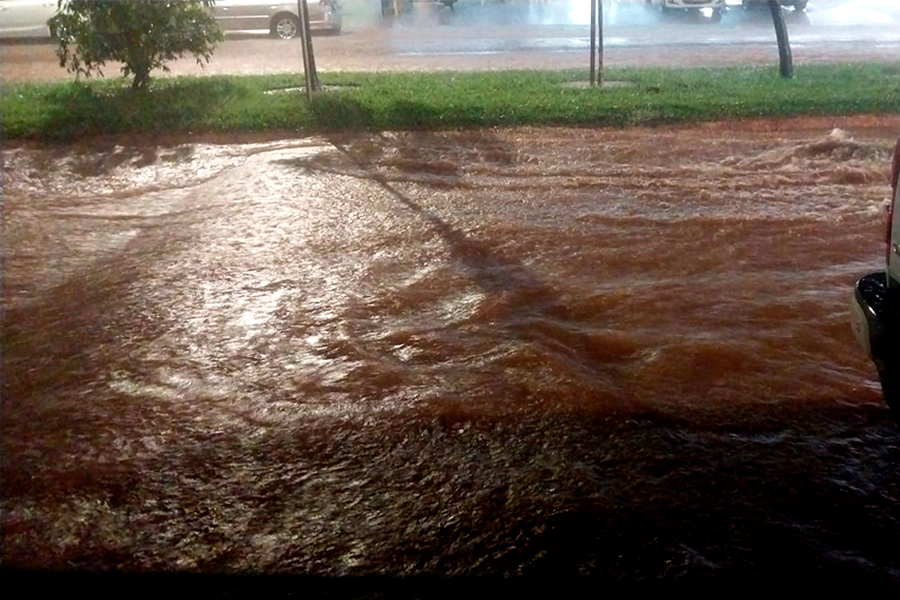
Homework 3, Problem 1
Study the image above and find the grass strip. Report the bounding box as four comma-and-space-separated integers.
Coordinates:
2, 63, 899, 141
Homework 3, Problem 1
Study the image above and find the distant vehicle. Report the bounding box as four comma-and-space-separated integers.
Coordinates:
852, 137, 900, 418
0, 0, 57, 39
645, 0, 728, 21
0, 0, 343, 41
212, 0, 341, 39
739, 1, 808, 9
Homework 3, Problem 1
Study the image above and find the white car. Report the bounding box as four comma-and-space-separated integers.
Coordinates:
646, 0, 728, 18
852, 136, 900, 419
0, 0, 57, 39
212, 0, 341, 39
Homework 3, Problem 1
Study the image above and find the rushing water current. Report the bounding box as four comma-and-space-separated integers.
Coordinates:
3, 118, 900, 583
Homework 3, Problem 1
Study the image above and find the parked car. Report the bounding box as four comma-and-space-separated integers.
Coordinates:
645, 0, 728, 21
0, 0, 57, 39
851, 136, 900, 418
212, 0, 341, 39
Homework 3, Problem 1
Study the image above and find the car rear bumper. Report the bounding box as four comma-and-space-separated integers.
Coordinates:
852, 272, 898, 365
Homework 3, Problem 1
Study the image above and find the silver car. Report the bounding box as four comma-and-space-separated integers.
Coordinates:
213, 0, 341, 39
0, 0, 57, 39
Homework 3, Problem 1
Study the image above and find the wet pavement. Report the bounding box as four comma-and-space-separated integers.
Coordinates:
2, 0, 900, 80
3, 116, 900, 583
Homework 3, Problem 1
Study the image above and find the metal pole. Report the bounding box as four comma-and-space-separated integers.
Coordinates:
300, 0, 319, 90
597, 0, 604, 87
297, 0, 312, 100
590, 0, 596, 86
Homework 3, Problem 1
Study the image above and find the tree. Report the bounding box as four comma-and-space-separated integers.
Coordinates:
50, 0, 224, 92
768, 0, 793, 79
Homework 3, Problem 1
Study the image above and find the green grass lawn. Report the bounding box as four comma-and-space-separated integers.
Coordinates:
2, 64, 899, 141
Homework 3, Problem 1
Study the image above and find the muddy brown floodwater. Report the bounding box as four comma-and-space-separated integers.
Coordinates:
2, 116, 900, 588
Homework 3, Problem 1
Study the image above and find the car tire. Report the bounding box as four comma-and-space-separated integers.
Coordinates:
710, 7, 723, 22
271, 13, 301, 39
793, 1, 808, 10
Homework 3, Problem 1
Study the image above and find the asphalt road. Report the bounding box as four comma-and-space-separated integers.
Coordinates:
1, 0, 898, 81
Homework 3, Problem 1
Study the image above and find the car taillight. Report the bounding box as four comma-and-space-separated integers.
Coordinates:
888, 138, 900, 264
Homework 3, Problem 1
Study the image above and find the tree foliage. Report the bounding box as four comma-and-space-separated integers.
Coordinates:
49, 0, 224, 92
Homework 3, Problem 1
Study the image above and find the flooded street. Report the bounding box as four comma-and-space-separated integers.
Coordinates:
3, 117, 900, 584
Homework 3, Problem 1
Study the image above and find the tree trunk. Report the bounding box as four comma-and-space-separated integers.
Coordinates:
769, 0, 793, 79
132, 68, 150, 92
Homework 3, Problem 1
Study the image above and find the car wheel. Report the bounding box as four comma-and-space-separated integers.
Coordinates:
710, 7, 723, 22
271, 13, 300, 39
793, 0, 808, 10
